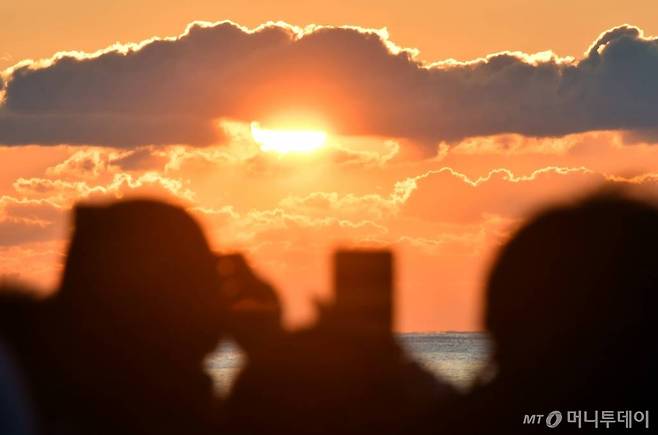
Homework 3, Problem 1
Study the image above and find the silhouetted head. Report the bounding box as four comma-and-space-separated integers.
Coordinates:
56, 199, 225, 371
484, 192, 657, 404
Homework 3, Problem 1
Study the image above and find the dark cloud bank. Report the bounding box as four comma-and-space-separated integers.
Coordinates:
1, 22, 657, 147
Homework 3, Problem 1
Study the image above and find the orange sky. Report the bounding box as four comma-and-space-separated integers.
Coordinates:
3, 0, 658, 69
3, 4, 658, 331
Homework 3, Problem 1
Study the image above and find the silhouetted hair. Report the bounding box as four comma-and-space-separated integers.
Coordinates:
485, 192, 657, 405
58, 199, 225, 357
9, 199, 226, 435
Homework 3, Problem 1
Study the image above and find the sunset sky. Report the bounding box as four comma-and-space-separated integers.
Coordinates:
3, 1, 658, 331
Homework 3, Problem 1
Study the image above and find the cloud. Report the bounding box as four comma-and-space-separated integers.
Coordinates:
0, 240, 65, 289
14, 172, 195, 202
0, 111, 221, 147
5, 130, 658, 328
0, 197, 66, 246
328, 140, 400, 167
2, 22, 658, 146
46, 148, 117, 179
109, 147, 170, 171
0, 169, 195, 248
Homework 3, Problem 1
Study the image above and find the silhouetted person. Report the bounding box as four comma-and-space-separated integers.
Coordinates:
449, 193, 658, 433
3, 200, 226, 435
0, 284, 37, 435
224, 250, 455, 435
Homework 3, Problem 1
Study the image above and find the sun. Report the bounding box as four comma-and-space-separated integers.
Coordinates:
251, 122, 327, 154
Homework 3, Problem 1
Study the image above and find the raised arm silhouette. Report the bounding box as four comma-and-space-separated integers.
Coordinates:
223, 250, 456, 435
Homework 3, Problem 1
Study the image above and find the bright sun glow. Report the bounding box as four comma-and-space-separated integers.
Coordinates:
251, 122, 327, 154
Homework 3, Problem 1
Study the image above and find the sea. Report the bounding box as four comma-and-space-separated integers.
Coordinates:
205, 332, 491, 394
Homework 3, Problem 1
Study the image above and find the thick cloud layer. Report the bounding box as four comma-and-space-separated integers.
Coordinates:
1, 21, 658, 146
